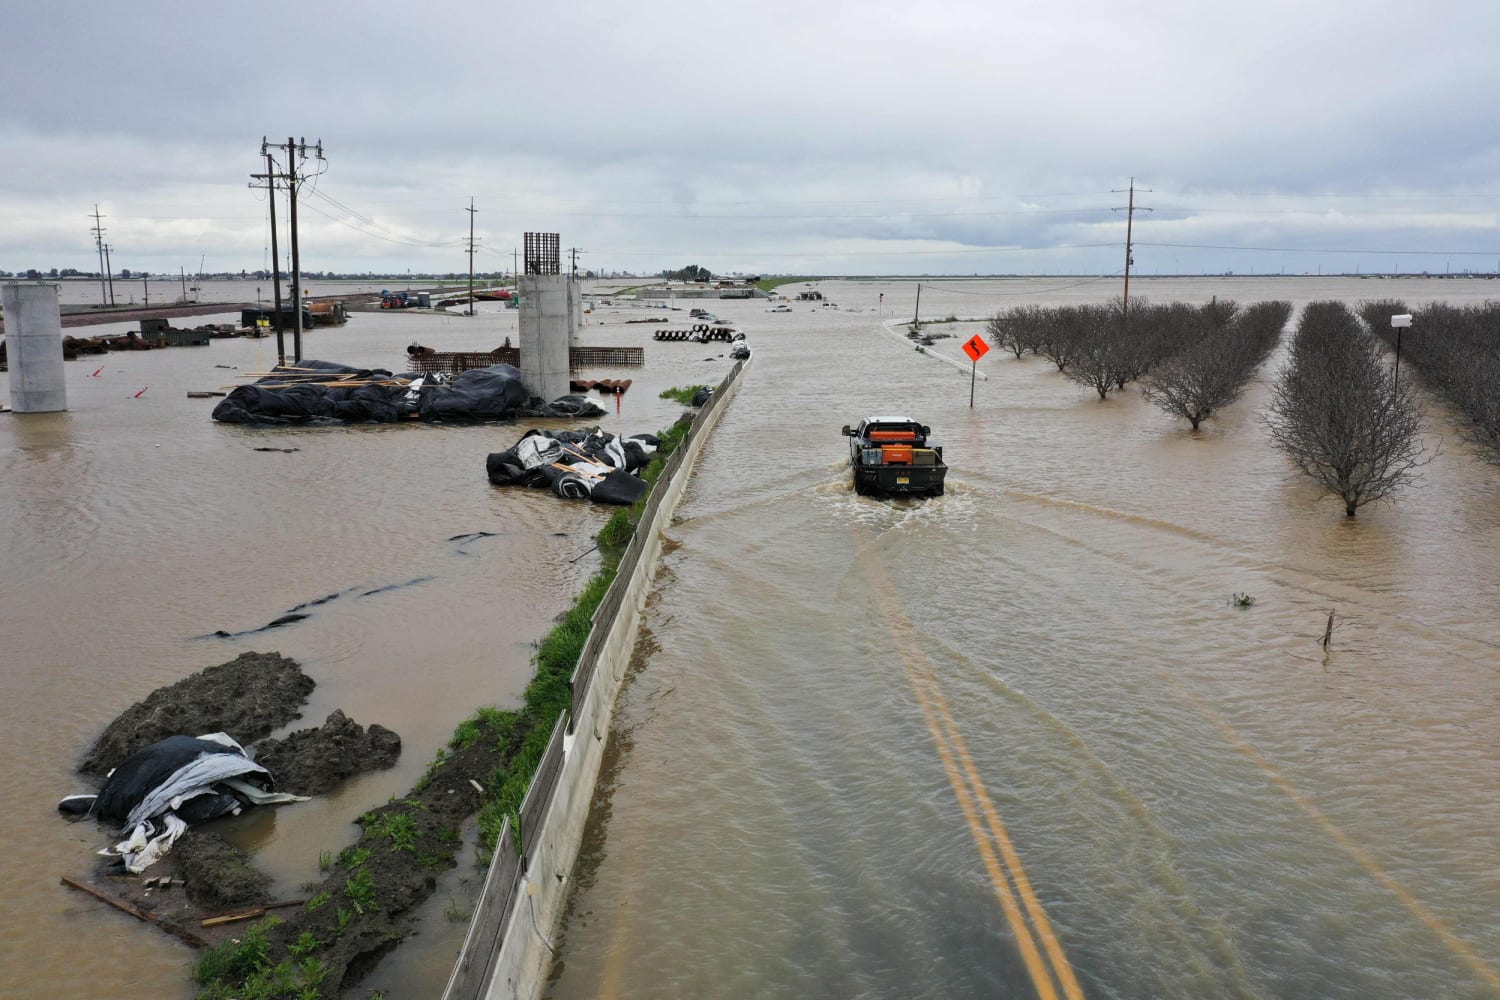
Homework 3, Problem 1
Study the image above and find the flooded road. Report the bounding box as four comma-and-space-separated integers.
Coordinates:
0, 292, 729, 997
546, 278, 1500, 999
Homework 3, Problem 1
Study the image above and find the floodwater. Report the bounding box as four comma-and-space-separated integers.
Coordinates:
544, 277, 1500, 1000
0, 288, 729, 997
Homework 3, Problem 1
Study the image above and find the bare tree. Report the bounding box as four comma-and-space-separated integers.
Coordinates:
1143, 301, 1288, 429
1034, 305, 1087, 372
1360, 299, 1500, 466
1265, 301, 1432, 516
1064, 305, 1129, 398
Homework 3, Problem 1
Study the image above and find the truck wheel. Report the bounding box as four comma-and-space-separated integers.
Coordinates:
930, 483, 944, 497
853, 479, 868, 497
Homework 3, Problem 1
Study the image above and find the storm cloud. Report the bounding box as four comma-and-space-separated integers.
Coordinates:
3, 0, 1497, 277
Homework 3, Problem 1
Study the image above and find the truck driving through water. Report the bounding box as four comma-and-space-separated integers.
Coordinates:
842, 416, 947, 497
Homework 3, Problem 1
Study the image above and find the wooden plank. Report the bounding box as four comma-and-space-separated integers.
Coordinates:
60, 875, 207, 948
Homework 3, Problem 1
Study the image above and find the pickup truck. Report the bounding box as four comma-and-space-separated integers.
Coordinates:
842, 416, 947, 497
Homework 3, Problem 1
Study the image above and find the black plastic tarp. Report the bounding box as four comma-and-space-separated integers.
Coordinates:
211, 361, 606, 425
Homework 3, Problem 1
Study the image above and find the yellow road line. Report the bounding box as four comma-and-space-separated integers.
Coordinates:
921, 664, 1086, 1000
902, 645, 1062, 1000
873, 557, 1083, 999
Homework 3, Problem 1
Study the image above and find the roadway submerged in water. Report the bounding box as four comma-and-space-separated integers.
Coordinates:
546, 279, 1500, 1000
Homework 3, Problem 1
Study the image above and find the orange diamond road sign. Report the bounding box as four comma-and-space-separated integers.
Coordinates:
963, 334, 990, 362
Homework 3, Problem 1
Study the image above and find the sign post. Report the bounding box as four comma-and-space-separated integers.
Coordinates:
962, 333, 990, 408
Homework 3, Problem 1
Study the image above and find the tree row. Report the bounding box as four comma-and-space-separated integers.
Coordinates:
984, 299, 1291, 429
1359, 299, 1500, 467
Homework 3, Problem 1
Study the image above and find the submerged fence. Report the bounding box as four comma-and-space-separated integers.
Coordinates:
442, 359, 746, 1000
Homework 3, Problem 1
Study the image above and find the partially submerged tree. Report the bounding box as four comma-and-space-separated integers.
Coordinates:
1265, 301, 1432, 516
1143, 301, 1289, 429
1360, 299, 1500, 466
987, 305, 1047, 359
1064, 304, 1129, 398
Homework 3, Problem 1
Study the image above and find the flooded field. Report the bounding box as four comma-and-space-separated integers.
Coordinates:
5, 275, 1499, 997
542, 277, 1500, 999
0, 292, 731, 997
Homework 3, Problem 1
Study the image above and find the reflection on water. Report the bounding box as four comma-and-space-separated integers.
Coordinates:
545, 278, 1500, 1000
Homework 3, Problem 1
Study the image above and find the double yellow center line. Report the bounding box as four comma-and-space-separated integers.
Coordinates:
868, 557, 1084, 1000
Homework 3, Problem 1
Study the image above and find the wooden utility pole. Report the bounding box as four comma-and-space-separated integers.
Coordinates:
286, 137, 303, 361
90, 206, 108, 306
466, 198, 477, 315
912, 283, 922, 328
1112, 178, 1152, 331
254, 143, 286, 363
102, 243, 116, 305
254, 136, 325, 363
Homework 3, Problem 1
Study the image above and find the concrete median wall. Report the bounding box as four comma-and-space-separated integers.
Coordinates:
442, 359, 748, 1000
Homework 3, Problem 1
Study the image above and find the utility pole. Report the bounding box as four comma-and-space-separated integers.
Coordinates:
912, 282, 922, 328
257, 136, 325, 363
512, 248, 519, 285
568, 246, 582, 278
466, 198, 477, 315
1112, 178, 1152, 331
102, 243, 116, 305
90, 205, 108, 307
287, 137, 303, 362
251, 140, 287, 364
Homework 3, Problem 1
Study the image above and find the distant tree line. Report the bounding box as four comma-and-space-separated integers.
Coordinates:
1359, 299, 1500, 466
662, 264, 712, 282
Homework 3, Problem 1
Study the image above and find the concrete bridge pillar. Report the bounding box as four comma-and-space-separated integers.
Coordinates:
518, 274, 572, 402
2, 283, 68, 412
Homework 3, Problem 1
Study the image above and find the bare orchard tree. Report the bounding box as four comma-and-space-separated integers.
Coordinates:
1034, 305, 1088, 372
984, 312, 1013, 357
1064, 305, 1132, 399
1143, 300, 1288, 430
986, 306, 1044, 359
1264, 301, 1432, 516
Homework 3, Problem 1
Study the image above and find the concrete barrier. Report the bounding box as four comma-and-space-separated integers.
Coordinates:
442, 359, 748, 1000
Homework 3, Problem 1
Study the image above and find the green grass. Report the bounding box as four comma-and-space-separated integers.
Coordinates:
658, 384, 709, 406
756, 276, 815, 292
471, 405, 697, 857
344, 868, 376, 913
194, 918, 324, 1000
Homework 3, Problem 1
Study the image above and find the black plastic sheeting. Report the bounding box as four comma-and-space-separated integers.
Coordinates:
211, 360, 606, 425
486, 427, 660, 505
90, 736, 266, 825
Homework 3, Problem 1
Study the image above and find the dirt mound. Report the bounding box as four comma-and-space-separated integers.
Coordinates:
175, 832, 271, 911
80, 652, 314, 776
236, 712, 519, 996
253, 710, 402, 795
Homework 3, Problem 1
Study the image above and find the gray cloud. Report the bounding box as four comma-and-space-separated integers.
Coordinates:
4, 0, 1498, 277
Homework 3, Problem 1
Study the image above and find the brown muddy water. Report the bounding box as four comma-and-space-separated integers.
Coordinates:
541, 278, 1500, 1000
0, 292, 729, 997
6, 277, 1500, 998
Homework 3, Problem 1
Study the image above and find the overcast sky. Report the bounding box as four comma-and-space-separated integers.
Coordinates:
3, 0, 1497, 278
